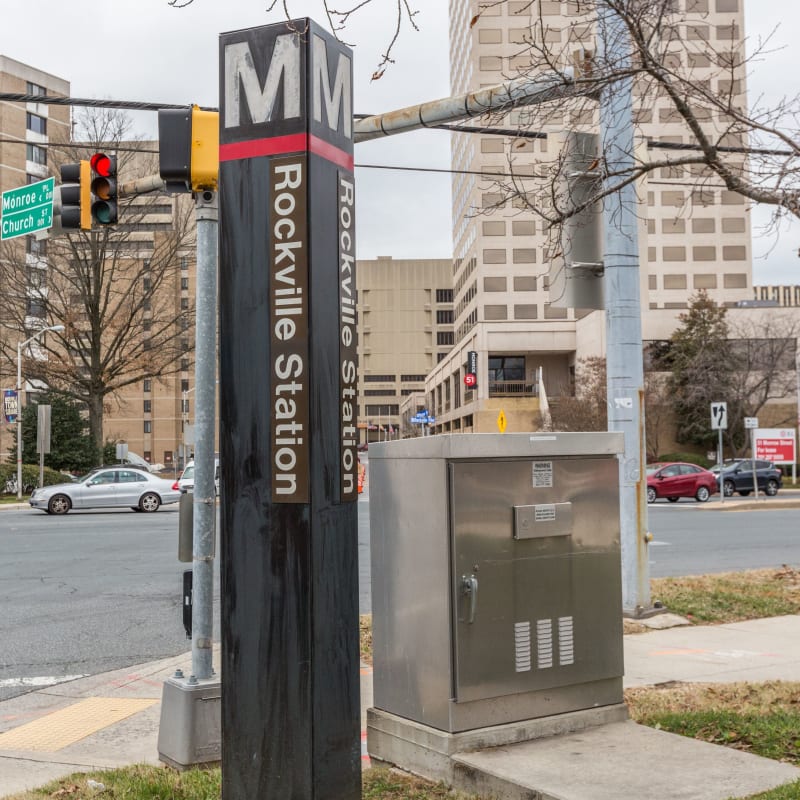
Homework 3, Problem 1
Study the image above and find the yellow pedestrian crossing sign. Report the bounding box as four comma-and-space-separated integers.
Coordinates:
497, 410, 507, 433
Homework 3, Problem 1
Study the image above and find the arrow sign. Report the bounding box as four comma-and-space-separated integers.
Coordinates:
710, 402, 727, 431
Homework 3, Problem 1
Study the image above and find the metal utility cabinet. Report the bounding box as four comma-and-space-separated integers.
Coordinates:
368, 432, 625, 734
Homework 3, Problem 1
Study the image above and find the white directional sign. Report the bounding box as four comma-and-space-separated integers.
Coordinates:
710, 402, 727, 430
1, 178, 54, 240
744, 417, 759, 429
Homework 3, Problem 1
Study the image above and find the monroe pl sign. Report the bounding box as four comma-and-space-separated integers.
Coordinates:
1, 178, 54, 240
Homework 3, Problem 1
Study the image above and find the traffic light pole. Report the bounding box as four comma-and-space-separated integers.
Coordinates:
190, 191, 218, 681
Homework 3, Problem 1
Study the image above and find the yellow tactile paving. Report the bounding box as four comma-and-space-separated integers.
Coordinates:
0, 697, 158, 752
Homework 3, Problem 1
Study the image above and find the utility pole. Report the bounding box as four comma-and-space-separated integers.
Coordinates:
598, 8, 650, 614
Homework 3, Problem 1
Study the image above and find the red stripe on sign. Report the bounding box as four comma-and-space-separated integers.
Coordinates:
219, 133, 308, 162
309, 134, 354, 171
220, 133, 354, 171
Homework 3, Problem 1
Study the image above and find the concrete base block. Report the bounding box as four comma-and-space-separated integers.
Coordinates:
157, 676, 221, 770
366, 703, 629, 785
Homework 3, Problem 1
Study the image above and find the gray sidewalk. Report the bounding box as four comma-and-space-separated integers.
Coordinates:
2, 616, 800, 798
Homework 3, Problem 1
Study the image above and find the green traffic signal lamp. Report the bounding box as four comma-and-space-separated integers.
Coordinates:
90, 152, 118, 224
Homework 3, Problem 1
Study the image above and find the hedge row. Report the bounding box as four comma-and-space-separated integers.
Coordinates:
0, 463, 71, 496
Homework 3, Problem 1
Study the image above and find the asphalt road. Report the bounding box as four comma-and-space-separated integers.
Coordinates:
0, 491, 797, 701
647, 503, 800, 577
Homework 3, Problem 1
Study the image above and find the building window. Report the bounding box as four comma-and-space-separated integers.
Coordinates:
181, 379, 190, 392
436, 289, 453, 303
400, 374, 427, 382
436, 309, 454, 324
143, 400, 152, 413
181, 277, 189, 290
437, 331, 454, 346
27, 81, 46, 95
144, 421, 152, 434
181, 358, 190, 371
365, 404, 399, 416
26, 143, 46, 166
437, 352, 447, 362
489, 356, 525, 382
143, 277, 152, 290
144, 379, 152, 392
26, 113, 47, 135
364, 389, 396, 396
181, 297, 189, 310
364, 374, 395, 382
180, 257, 189, 270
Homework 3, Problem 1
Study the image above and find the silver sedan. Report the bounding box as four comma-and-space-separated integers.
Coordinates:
29, 467, 182, 514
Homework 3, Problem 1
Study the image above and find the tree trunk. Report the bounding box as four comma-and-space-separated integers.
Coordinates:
88, 393, 105, 466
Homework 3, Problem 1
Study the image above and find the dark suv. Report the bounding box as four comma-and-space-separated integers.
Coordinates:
711, 459, 782, 497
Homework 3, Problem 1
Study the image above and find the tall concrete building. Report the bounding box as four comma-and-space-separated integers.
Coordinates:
357, 256, 454, 443
0, 53, 195, 471
0, 57, 71, 462
434, 0, 752, 433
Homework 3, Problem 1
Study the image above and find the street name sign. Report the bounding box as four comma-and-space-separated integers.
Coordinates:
1, 178, 54, 241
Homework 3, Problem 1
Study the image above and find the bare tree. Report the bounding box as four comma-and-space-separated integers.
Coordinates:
644, 371, 672, 461
0, 109, 195, 460
193, 1, 800, 232
549, 356, 607, 431
725, 313, 799, 453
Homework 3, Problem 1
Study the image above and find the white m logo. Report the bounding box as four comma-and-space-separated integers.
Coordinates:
312, 35, 352, 139
224, 34, 301, 127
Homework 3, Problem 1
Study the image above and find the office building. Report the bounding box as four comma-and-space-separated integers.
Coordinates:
434, 0, 753, 433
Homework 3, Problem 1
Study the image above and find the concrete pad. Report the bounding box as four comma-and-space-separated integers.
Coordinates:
638, 612, 692, 630
454, 721, 800, 800
624, 615, 800, 687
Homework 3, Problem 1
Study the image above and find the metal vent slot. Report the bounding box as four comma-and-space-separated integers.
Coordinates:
536, 618, 553, 669
514, 621, 531, 672
558, 616, 575, 666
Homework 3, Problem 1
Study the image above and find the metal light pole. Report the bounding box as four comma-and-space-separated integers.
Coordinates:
189, 191, 218, 681
598, 8, 650, 614
16, 324, 64, 500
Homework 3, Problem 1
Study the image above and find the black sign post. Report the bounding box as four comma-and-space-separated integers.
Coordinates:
219, 19, 360, 799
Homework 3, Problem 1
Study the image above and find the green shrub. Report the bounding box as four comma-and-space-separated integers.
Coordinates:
0, 463, 72, 496
655, 452, 712, 468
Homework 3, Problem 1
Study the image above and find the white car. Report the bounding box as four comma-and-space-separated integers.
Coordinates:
29, 467, 182, 514
173, 459, 220, 495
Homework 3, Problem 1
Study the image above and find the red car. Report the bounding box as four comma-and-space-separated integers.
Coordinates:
646, 462, 718, 504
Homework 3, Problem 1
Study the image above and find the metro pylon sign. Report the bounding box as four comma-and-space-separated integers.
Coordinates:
219, 20, 360, 800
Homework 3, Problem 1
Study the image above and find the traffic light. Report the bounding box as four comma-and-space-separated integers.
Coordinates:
59, 160, 91, 230
90, 152, 118, 225
158, 105, 219, 193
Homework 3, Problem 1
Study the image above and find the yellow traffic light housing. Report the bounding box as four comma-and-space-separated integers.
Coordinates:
158, 105, 219, 193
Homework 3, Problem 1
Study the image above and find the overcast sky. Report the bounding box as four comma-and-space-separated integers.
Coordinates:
1, 0, 796, 284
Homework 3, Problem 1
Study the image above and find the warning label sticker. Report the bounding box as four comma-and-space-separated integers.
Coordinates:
534, 504, 556, 522
532, 461, 553, 488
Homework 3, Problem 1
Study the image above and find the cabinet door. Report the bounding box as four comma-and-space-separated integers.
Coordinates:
450, 458, 623, 704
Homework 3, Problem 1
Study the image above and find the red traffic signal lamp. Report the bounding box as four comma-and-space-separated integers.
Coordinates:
59, 160, 91, 230
90, 152, 118, 224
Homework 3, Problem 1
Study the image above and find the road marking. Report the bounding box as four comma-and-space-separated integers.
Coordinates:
0, 675, 88, 689
0, 696, 157, 751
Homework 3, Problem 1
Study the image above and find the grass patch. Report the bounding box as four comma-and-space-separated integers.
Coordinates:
2, 765, 479, 800
627, 682, 800, 798
651, 567, 800, 624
